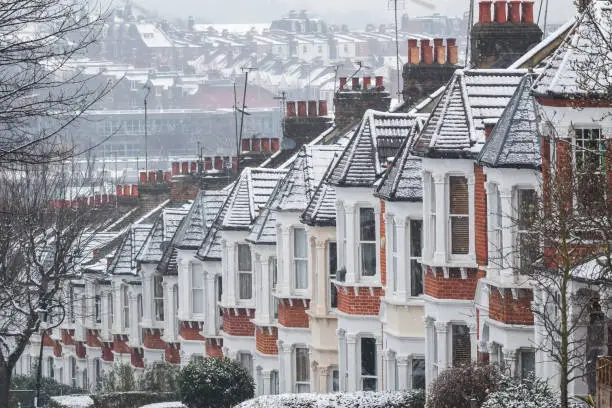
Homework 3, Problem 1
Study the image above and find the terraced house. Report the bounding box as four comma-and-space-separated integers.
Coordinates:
16, 2, 612, 403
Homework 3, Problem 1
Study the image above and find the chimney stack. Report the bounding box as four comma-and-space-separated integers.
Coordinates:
479, 1, 492, 23
286, 101, 296, 117
522, 1, 535, 23
408, 39, 420, 64
420, 39, 433, 64
494, 0, 507, 23
508, 1, 521, 23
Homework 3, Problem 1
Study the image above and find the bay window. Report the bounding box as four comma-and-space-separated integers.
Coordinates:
359, 208, 377, 277
295, 347, 310, 393
449, 176, 469, 255
191, 267, 204, 314
122, 286, 129, 329
294, 228, 308, 290
153, 275, 164, 321
361, 337, 377, 391
238, 244, 253, 300
410, 220, 423, 297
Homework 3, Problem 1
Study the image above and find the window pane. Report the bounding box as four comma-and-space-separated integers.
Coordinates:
192, 289, 204, 314
270, 257, 278, 289
361, 338, 376, 376
392, 219, 397, 252
518, 189, 537, 230
410, 260, 423, 296
239, 273, 253, 299
362, 377, 377, 391
328, 242, 337, 277
271, 371, 279, 394
410, 220, 422, 257
449, 176, 469, 215
452, 324, 471, 366
360, 243, 377, 276
521, 351, 535, 379
451, 216, 470, 255
294, 229, 307, 258
154, 276, 163, 297
330, 282, 338, 309
239, 353, 253, 375
238, 245, 252, 271
412, 359, 425, 389
331, 369, 340, 392
295, 260, 308, 289
360, 208, 376, 241
295, 347, 310, 382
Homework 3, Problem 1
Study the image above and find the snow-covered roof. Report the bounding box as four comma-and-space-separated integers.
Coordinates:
509, 19, 576, 69
532, 1, 612, 98
108, 224, 153, 275
246, 206, 277, 245
301, 153, 342, 227
136, 23, 173, 48
412, 69, 527, 159
137, 207, 189, 264
328, 110, 419, 187
176, 190, 228, 250
477, 75, 542, 170
375, 118, 425, 202
217, 168, 287, 231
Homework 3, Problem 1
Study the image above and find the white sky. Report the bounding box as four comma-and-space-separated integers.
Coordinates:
133, 0, 576, 26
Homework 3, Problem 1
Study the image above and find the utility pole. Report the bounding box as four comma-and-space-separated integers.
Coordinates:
466, 0, 475, 68
143, 84, 151, 174
236, 67, 257, 175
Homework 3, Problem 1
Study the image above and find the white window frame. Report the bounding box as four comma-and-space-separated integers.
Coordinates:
293, 228, 308, 292
391, 217, 399, 294
515, 187, 538, 272
294, 346, 310, 393
238, 352, 253, 376
489, 184, 503, 268
237, 244, 253, 300
428, 173, 436, 259
153, 275, 164, 322
409, 219, 424, 297
358, 207, 377, 280
191, 265, 205, 315
328, 241, 338, 310
122, 286, 130, 330
448, 175, 470, 256
360, 337, 377, 391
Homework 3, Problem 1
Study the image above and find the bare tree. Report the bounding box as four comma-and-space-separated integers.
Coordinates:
0, 161, 110, 405
0, 0, 113, 166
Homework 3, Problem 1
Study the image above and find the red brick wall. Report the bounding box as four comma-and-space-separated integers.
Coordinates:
53, 342, 63, 358
102, 345, 114, 361
424, 267, 480, 300
43, 333, 56, 347
165, 344, 180, 364
206, 340, 223, 358
131, 348, 144, 368
222, 309, 255, 337
61, 329, 75, 346
256, 327, 278, 355
474, 165, 488, 267
488, 286, 534, 325
144, 330, 166, 349
113, 336, 131, 354
180, 323, 205, 341
337, 285, 383, 315
86, 330, 101, 348
278, 300, 309, 328
75, 342, 86, 358
380, 200, 387, 286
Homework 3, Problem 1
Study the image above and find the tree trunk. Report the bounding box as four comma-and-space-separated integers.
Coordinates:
0, 365, 12, 408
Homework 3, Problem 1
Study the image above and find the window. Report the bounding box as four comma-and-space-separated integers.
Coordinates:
429, 174, 436, 256
122, 286, 130, 329
410, 220, 423, 297
216, 276, 224, 331
452, 324, 471, 366
295, 347, 310, 393
108, 293, 113, 325
490, 184, 503, 266
270, 370, 280, 394
69, 287, 75, 323
361, 338, 377, 391
449, 176, 469, 255
47, 356, 54, 379
238, 245, 253, 300
191, 267, 204, 314
517, 189, 538, 272
239, 352, 253, 376
94, 295, 101, 324
391, 218, 399, 293
575, 128, 606, 205
330, 367, 340, 392
70, 357, 77, 388
94, 359, 101, 387
270, 257, 278, 290
137, 294, 143, 343
153, 275, 164, 321
294, 229, 308, 290
520, 350, 536, 379
328, 242, 338, 309
359, 208, 377, 277
412, 358, 425, 389
83, 369, 88, 390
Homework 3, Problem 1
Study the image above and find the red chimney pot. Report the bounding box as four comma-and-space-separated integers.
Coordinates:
318, 100, 328, 116
339, 77, 347, 90
297, 101, 307, 117
116, 185, 123, 197
181, 161, 189, 175
286, 101, 296, 117
479, 1, 493, 24
351, 77, 360, 90
494, 0, 507, 23
522, 1, 535, 23
171, 162, 180, 176
375, 76, 384, 89
308, 100, 317, 116
148, 171, 156, 184
508, 1, 521, 23
190, 162, 197, 174
139, 171, 147, 184
420, 39, 433, 64
131, 185, 138, 197
362, 76, 371, 90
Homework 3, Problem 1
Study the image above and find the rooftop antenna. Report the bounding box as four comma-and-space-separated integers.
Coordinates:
466, 0, 475, 68
236, 66, 257, 175
332, 64, 344, 94
347, 61, 372, 86
388, 0, 406, 101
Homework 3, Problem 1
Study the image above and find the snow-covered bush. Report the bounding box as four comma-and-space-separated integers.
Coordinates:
11, 374, 84, 407
100, 363, 137, 392
139, 362, 180, 392
426, 363, 501, 408
91, 391, 178, 408
49, 395, 94, 408
236, 390, 425, 408
482, 375, 584, 408
178, 357, 254, 408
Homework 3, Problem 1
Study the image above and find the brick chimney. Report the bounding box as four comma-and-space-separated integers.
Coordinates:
471, 0, 542, 68
333, 76, 391, 129
283, 99, 333, 147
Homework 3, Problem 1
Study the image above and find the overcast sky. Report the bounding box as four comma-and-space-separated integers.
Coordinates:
133, 0, 576, 27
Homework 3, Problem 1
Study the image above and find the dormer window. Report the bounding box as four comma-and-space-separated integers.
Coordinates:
238, 244, 253, 300
359, 208, 376, 277
449, 176, 469, 255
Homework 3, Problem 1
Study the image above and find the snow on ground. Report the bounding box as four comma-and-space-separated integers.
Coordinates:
237, 391, 423, 408
50, 395, 94, 408
138, 403, 187, 408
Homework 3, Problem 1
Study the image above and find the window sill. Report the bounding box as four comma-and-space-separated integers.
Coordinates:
332, 279, 383, 289
383, 296, 425, 307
